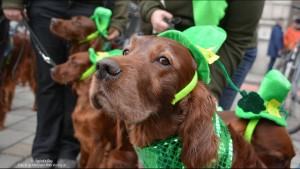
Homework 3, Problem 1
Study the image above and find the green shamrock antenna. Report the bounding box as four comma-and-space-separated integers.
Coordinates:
216, 60, 266, 114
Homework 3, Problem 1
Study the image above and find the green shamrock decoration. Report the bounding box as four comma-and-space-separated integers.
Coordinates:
237, 91, 266, 114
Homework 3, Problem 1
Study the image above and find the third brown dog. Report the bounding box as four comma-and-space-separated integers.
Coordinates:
50, 16, 104, 54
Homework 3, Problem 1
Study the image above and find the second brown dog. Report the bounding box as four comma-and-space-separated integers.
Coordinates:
50, 51, 138, 168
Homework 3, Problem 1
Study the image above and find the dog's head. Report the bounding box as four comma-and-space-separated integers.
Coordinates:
252, 119, 295, 168
51, 51, 90, 84
50, 16, 96, 42
89, 35, 198, 123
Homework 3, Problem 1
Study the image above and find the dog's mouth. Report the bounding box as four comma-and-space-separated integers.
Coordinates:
51, 73, 70, 85
91, 92, 103, 110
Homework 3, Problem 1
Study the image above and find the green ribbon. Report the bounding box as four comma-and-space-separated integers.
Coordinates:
172, 72, 198, 105
78, 31, 100, 44
80, 66, 96, 81
244, 119, 260, 143
80, 48, 122, 81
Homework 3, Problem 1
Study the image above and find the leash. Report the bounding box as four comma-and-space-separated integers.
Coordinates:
22, 17, 56, 66
12, 25, 28, 77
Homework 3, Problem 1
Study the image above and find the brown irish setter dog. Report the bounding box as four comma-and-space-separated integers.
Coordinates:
219, 111, 295, 168
0, 32, 37, 130
50, 51, 138, 168
50, 16, 104, 54
89, 35, 269, 168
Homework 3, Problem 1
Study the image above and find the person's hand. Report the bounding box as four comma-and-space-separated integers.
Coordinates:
107, 28, 120, 41
3, 9, 24, 22
150, 9, 173, 34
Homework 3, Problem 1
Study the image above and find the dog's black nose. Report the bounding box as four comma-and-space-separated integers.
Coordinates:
96, 59, 121, 80
51, 18, 58, 26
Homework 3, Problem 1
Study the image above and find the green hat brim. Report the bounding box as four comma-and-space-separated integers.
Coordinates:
235, 106, 287, 126
158, 30, 210, 84
157, 26, 227, 84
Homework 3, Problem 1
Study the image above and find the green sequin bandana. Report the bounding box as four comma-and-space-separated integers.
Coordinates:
135, 113, 233, 168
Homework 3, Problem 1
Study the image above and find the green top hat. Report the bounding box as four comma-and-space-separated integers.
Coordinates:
158, 26, 227, 84
235, 70, 291, 126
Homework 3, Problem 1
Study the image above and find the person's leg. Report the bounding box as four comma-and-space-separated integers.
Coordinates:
57, 1, 105, 162
267, 57, 276, 73
218, 47, 257, 110
27, 0, 79, 162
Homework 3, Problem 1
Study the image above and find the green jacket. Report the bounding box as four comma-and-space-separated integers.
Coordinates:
2, 0, 129, 34
139, 0, 265, 98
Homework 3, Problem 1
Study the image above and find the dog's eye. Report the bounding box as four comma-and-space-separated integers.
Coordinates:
157, 56, 170, 66
275, 157, 286, 166
73, 20, 81, 25
70, 60, 77, 65
123, 49, 129, 55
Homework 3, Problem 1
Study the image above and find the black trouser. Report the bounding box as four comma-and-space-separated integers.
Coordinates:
27, 0, 104, 161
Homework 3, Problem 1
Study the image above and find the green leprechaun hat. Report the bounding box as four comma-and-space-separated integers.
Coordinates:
158, 26, 227, 84
235, 69, 291, 127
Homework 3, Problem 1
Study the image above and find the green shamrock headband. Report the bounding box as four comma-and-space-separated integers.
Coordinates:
90, 7, 112, 38
78, 7, 112, 44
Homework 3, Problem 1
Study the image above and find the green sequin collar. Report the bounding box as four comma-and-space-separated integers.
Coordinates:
135, 113, 233, 168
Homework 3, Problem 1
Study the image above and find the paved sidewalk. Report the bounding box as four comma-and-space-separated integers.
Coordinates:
0, 85, 36, 168
0, 73, 299, 168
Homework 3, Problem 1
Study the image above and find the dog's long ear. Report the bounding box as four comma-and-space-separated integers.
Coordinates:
178, 82, 219, 168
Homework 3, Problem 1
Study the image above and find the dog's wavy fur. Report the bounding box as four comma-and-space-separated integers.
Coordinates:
90, 35, 266, 168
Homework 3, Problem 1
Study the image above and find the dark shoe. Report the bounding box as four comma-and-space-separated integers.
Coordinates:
54, 159, 78, 168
